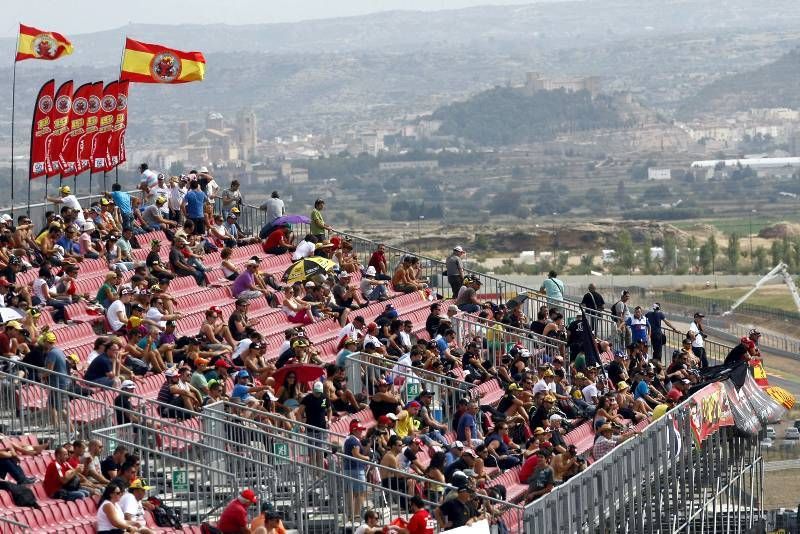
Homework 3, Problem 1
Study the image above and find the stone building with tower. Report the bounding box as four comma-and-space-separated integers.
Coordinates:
180, 110, 258, 164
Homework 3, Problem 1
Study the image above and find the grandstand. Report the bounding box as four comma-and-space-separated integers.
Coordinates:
0, 187, 767, 533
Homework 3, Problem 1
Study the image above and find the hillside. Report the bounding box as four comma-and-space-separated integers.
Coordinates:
431, 87, 625, 145
677, 48, 800, 117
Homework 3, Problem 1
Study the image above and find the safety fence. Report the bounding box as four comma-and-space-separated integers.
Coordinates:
344, 351, 474, 430
0, 515, 31, 533
449, 313, 568, 365
0, 357, 525, 532
657, 290, 800, 323
524, 397, 764, 533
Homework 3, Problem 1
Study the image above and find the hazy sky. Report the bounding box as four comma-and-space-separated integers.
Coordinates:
2, 0, 540, 38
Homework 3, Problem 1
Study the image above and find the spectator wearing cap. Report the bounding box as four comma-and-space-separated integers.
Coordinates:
118, 478, 155, 533
484, 421, 521, 469
615, 381, 648, 423
142, 196, 177, 233
593, 423, 637, 460
415, 389, 449, 446
39, 330, 77, 433
333, 271, 367, 310
360, 266, 390, 302
394, 400, 423, 442
436, 484, 480, 529
529, 393, 557, 432
47, 185, 86, 226
156, 367, 202, 418
144, 240, 174, 282
113, 380, 142, 427
445, 245, 467, 297
497, 383, 531, 428
633, 369, 664, 409
652, 388, 682, 421
645, 303, 676, 361
310, 198, 333, 240
217, 489, 258, 534
343, 420, 370, 520
724, 334, 758, 365
1, 320, 28, 358
456, 402, 483, 448
455, 277, 482, 314
296, 382, 331, 467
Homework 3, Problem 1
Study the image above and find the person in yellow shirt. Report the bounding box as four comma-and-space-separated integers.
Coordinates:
651, 389, 682, 421
394, 401, 422, 440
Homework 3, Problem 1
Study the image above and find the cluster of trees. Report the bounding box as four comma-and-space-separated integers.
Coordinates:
389, 200, 444, 220
432, 87, 624, 145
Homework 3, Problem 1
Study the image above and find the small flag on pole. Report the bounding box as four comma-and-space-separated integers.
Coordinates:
121, 38, 205, 84
16, 24, 73, 62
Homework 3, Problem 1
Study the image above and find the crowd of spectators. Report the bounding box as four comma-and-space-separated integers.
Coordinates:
0, 163, 730, 533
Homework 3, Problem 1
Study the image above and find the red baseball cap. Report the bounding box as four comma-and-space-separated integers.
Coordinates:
240, 489, 257, 504
349, 420, 366, 432
667, 389, 682, 402
215, 359, 232, 369
0, 277, 10, 287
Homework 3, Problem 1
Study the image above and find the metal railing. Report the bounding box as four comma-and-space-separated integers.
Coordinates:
0, 516, 32, 533
344, 351, 474, 431
449, 312, 568, 366
524, 394, 764, 533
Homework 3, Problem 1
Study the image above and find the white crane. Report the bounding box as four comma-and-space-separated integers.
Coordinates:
723, 262, 800, 315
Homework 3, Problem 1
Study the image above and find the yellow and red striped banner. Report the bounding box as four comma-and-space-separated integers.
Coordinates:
121, 38, 205, 84
16, 24, 73, 62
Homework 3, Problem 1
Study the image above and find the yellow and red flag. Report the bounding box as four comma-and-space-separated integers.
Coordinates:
120, 38, 205, 84
16, 24, 73, 62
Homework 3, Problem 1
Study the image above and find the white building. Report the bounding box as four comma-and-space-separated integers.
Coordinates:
647, 167, 671, 180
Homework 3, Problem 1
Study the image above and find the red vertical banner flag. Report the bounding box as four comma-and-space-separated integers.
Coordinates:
59, 82, 93, 178
91, 81, 117, 173
45, 80, 73, 177
106, 80, 129, 169
29, 79, 55, 179
76, 82, 103, 174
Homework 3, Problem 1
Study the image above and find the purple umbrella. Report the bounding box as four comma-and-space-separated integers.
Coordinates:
272, 214, 311, 226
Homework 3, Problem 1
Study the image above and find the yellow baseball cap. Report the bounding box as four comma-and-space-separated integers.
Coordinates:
60, 186, 71, 195
128, 479, 152, 491
5, 320, 23, 331
39, 331, 57, 344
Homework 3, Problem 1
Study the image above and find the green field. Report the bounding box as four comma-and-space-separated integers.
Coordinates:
683, 286, 798, 312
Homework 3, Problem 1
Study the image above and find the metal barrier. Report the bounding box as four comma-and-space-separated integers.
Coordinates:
0, 516, 32, 533
449, 312, 568, 367
662, 326, 729, 366
524, 398, 764, 533
344, 351, 473, 430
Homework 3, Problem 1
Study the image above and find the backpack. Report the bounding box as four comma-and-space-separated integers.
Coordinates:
148, 497, 182, 529
610, 300, 622, 320
0, 480, 39, 508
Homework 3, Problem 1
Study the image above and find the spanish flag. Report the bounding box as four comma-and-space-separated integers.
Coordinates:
120, 38, 206, 84
16, 24, 73, 62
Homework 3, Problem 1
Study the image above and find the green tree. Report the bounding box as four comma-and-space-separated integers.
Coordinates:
771, 240, 784, 266
686, 236, 698, 272
663, 234, 677, 272
727, 233, 740, 273
754, 246, 768, 273
570, 254, 595, 275
640, 238, 653, 274
616, 230, 636, 273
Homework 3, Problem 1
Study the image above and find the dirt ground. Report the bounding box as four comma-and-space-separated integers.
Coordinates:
763, 469, 800, 508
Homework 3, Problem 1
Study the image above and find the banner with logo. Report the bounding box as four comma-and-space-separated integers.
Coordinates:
59, 81, 93, 178
91, 81, 118, 173
106, 80, 129, 169
29, 79, 55, 180
687, 382, 734, 446
76, 81, 103, 174
45, 80, 73, 177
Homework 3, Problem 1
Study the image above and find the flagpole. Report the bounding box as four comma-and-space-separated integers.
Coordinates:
10, 30, 20, 217
115, 37, 125, 186
103, 170, 107, 192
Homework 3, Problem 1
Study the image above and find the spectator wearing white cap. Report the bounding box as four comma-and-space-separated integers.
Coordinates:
360, 266, 389, 302
446, 245, 466, 297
